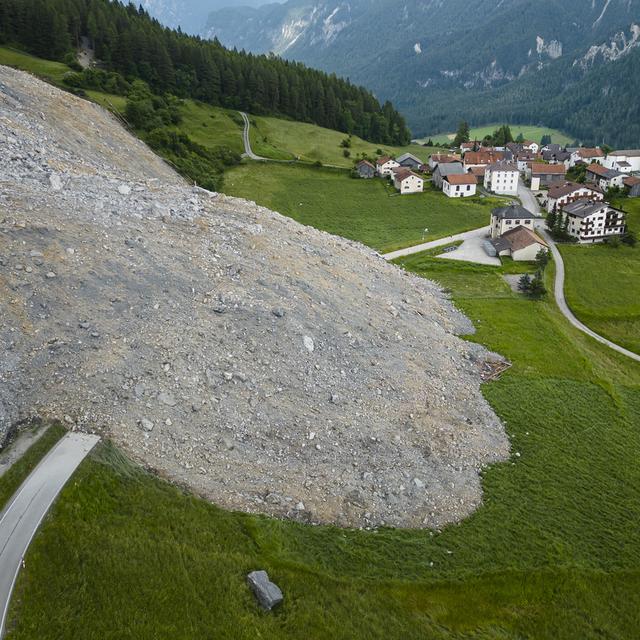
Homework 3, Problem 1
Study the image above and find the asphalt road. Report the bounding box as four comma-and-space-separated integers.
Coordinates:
0, 432, 99, 637
239, 111, 268, 161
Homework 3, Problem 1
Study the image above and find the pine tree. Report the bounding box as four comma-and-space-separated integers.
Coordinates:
453, 121, 470, 147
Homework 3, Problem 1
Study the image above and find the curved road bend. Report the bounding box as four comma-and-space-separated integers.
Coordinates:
519, 181, 640, 363
0, 432, 99, 637
239, 111, 268, 161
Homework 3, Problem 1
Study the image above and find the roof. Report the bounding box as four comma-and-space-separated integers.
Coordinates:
586, 163, 623, 179
616, 161, 632, 167
464, 150, 505, 165
436, 163, 466, 177
575, 147, 604, 159
444, 173, 477, 185
469, 166, 487, 177
547, 181, 602, 199
623, 176, 640, 186
531, 162, 566, 175
357, 159, 375, 169
608, 149, 640, 157
431, 153, 461, 164
500, 225, 548, 251
395, 168, 423, 182
486, 162, 519, 172
490, 236, 511, 253
492, 204, 537, 220
376, 156, 396, 166
396, 152, 424, 164
563, 200, 619, 219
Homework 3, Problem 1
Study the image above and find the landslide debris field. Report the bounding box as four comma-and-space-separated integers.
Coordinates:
0, 66, 508, 529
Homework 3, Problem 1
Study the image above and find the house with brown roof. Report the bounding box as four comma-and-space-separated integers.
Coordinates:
463, 150, 505, 170
392, 168, 424, 194
585, 163, 625, 190
428, 153, 462, 170
521, 140, 540, 154
545, 181, 603, 213
623, 175, 640, 197
570, 147, 604, 167
468, 166, 487, 180
376, 156, 400, 177
489, 225, 548, 261
442, 173, 477, 198
529, 163, 567, 189
355, 159, 375, 179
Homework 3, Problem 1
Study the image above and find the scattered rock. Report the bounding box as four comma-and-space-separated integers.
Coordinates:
246, 571, 283, 611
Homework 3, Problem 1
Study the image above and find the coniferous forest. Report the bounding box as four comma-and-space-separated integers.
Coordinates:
0, 0, 411, 146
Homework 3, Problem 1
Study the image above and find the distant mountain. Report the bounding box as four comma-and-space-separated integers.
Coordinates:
141, 0, 281, 34
204, 0, 640, 146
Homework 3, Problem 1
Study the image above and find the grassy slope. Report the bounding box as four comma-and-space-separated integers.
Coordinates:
0, 46, 70, 84
0, 424, 66, 510
7, 256, 640, 639
250, 115, 438, 167
560, 198, 640, 354
223, 163, 504, 252
421, 124, 573, 147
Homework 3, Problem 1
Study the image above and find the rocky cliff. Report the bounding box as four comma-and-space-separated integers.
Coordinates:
0, 66, 509, 529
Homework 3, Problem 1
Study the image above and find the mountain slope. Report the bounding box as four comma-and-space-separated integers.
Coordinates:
204, 0, 640, 145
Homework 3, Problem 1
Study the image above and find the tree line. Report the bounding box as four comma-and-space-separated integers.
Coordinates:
0, 0, 411, 145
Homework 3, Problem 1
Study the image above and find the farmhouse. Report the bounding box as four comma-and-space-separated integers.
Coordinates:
489, 225, 548, 261
396, 152, 424, 169
545, 181, 603, 213
605, 150, 640, 173
623, 175, 640, 197
570, 147, 604, 167
585, 163, 625, 190
521, 140, 540, 154
355, 159, 375, 179
529, 163, 566, 189
393, 168, 424, 194
432, 162, 466, 188
463, 150, 505, 170
376, 156, 400, 177
428, 153, 461, 170
443, 173, 477, 198
560, 200, 626, 243
490, 204, 538, 239
484, 162, 519, 195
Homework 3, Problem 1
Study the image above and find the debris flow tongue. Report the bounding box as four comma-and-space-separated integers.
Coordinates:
0, 65, 509, 529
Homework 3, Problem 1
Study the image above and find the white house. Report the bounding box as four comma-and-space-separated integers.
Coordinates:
443, 173, 477, 197
393, 168, 424, 194
489, 225, 548, 261
569, 147, 605, 167
522, 141, 540, 154
376, 156, 400, 177
490, 204, 538, 239
560, 200, 626, 243
585, 164, 625, 191
545, 182, 603, 213
484, 162, 519, 195
604, 150, 640, 173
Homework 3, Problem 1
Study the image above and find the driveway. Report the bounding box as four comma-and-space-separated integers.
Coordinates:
518, 179, 541, 215
437, 233, 500, 266
383, 226, 492, 261
0, 432, 99, 637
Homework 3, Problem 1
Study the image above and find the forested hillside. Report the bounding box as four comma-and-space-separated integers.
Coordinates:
0, 0, 410, 145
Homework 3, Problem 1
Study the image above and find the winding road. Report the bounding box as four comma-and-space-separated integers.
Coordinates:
0, 432, 99, 637
239, 112, 268, 161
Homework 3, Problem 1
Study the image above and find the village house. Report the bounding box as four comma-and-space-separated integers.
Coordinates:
488, 225, 548, 261
604, 150, 640, 173
545, 181, 603, 213
529, 162, 566, 189
570, 147, 604, 167
396, 152, 424, 169
541, 149, 571, 168
484, 162, 519, 195
560, 200, 626, 243
393, 168, 424, 194
521, 140, 540, 154
460, 141, 478, 154
428, 153, 461, 170
623, 175, 640, 197
376, 156, 400, 177
443, 173, 477, 198
468, 165, 487, 182
585, 163, 625, 191
355, 159, 375, 179
490, 204, 538, 238
432, 162, 466, 189
515, 153, 540, 173
463, 150, 505, 170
